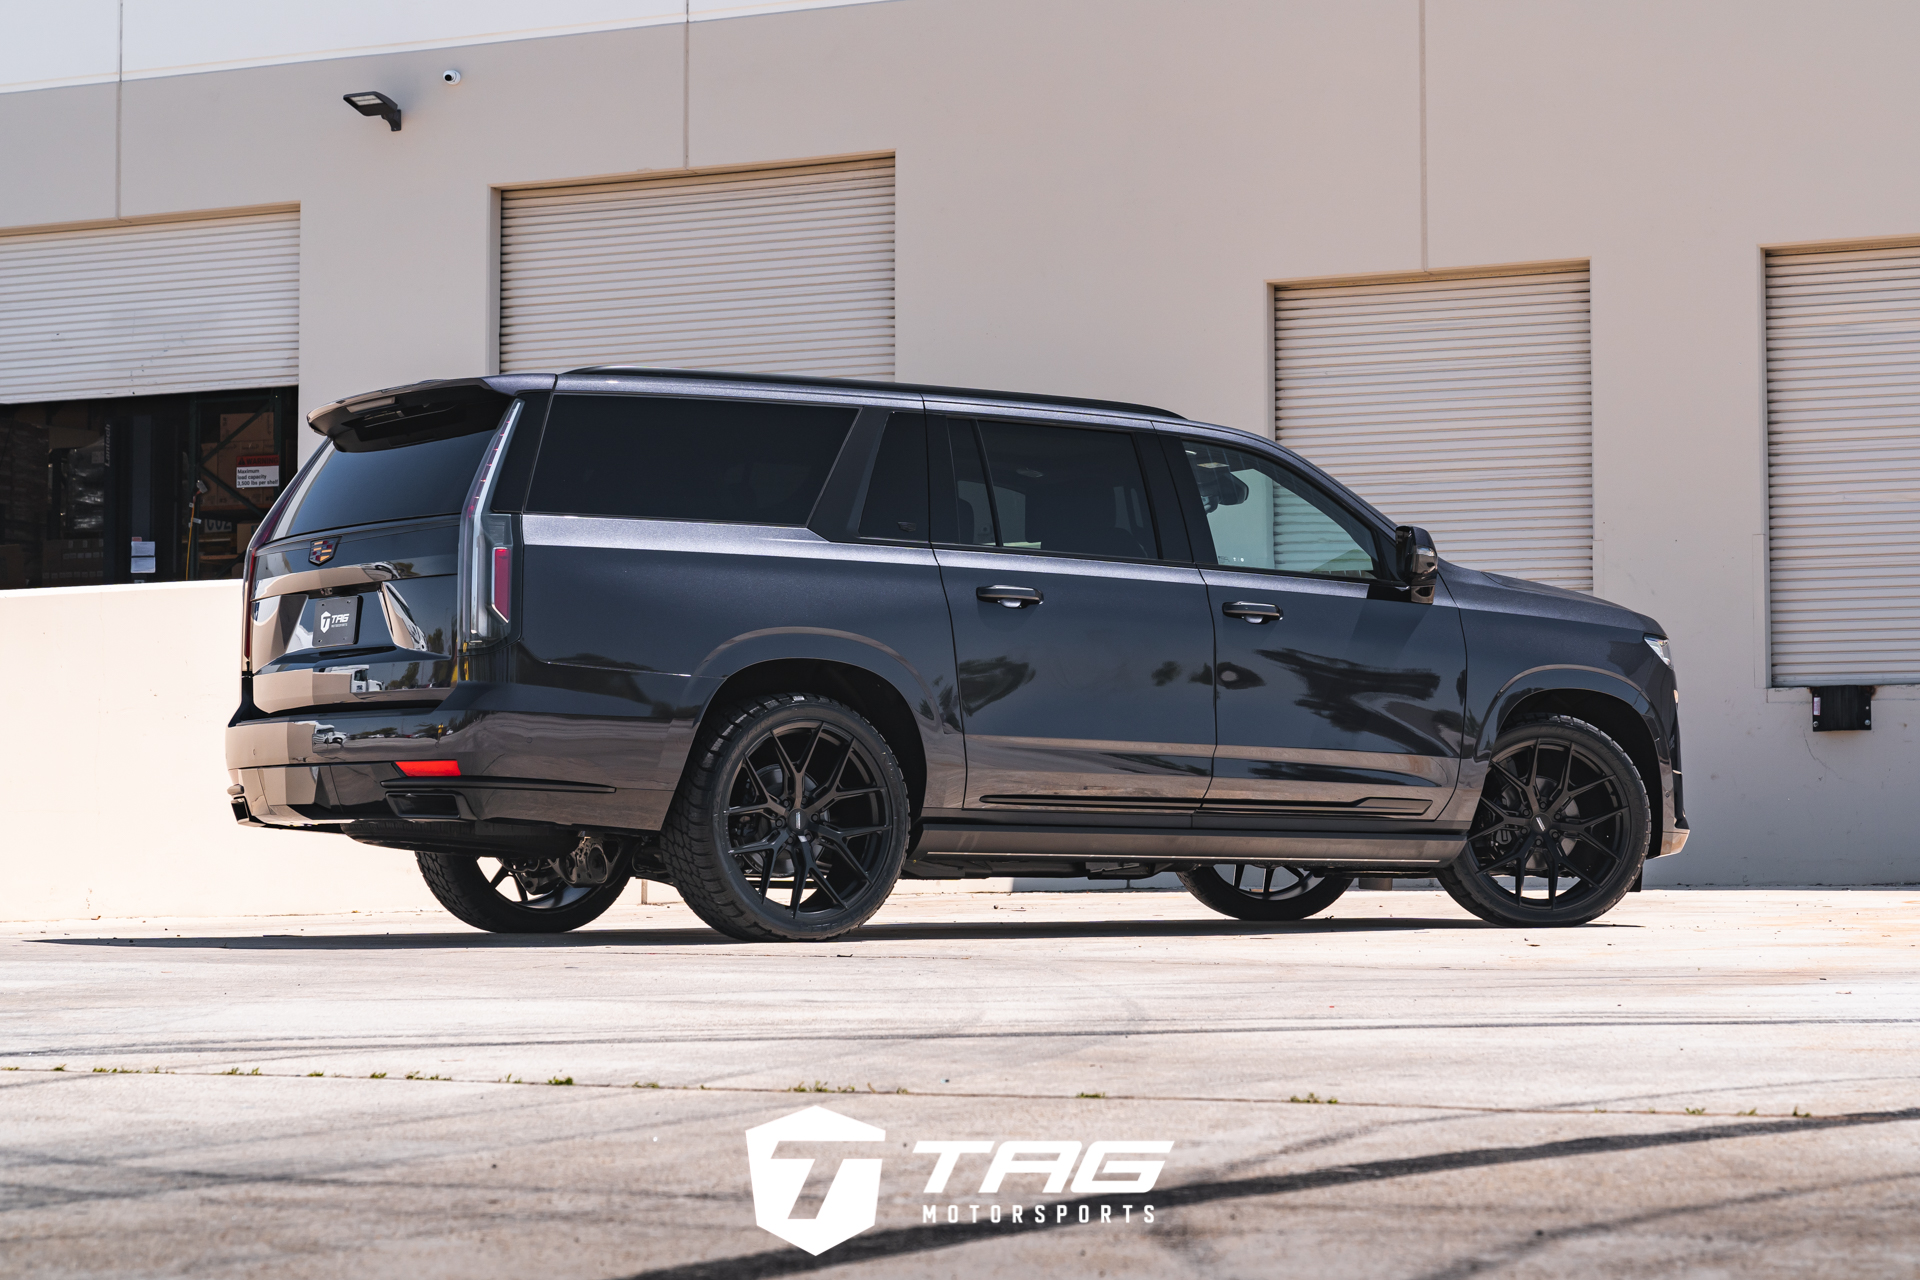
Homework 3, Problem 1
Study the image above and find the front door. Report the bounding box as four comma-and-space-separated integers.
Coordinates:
931, 415, 1215, 811
1169, 436, 1468, 821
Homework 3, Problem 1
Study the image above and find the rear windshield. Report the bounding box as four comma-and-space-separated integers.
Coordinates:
526, 395, 856, 525
281, 428, 496, 537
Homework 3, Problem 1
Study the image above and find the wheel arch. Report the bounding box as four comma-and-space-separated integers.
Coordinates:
696, 657, 930, 819
1496, 682, 1664, 864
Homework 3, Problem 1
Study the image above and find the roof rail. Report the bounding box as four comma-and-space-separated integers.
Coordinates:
564, 364, 1183, 419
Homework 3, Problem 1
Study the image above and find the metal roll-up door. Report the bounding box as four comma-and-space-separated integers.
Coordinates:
500, 158, 894, 378
0, 210, 299, 403
1274, 267, 1593, 592
1766, 245, 1920, 686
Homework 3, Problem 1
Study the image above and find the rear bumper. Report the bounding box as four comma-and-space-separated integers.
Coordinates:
225, 697, 687, 832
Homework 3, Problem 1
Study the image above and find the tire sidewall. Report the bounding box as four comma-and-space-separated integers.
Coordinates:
699, 698, 911, 940
1445, 716, 1650, 927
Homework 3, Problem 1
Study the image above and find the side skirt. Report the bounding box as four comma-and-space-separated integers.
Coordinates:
912, 822, 1465, 869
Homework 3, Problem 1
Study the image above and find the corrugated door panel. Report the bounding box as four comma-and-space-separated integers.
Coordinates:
0, 211, 300, 402
500, 159, 894, 378
1766, 245, 1920, 686
1274, 269, 1593, 592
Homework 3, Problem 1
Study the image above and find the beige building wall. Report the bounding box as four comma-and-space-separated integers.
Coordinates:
2, 1, 1917, 913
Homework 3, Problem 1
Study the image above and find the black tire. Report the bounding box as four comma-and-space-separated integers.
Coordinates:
1439, 714, 1650, 927
1179, 863, 1354, 921
661, 694, 911, 942
416, 849, 629, 934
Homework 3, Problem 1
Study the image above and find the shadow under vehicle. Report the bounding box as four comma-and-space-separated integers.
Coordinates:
225, 369, 1687, 939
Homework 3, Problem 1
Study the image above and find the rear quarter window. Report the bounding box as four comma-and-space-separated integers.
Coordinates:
526, 395, 856, 525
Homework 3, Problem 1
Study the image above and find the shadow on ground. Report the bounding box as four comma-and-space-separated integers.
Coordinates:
27, 914, 1517, 950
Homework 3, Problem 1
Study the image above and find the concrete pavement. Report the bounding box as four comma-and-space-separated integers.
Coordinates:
2, 888, 1917, 1277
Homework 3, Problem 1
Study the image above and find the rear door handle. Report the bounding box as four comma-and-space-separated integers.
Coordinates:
977, 585, 1044, 609
1222, 600, 1282, 623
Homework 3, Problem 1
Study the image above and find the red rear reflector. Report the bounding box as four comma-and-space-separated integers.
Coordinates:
396, 760, 461, 777
491, 545, 511, 620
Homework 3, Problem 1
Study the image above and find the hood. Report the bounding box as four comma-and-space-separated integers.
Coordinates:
1440, 561, 1665, 637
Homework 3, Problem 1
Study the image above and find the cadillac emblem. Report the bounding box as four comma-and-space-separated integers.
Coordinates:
309, 538, 338, 566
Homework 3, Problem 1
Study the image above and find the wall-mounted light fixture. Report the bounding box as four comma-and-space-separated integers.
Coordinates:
343, 91, 402, 131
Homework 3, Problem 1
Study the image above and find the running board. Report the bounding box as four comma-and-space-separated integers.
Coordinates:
912, 824, 1466, 867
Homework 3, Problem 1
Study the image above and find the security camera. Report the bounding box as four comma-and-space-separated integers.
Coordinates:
441, 69, 461, 84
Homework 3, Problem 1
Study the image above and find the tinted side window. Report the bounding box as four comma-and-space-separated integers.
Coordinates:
1180, 440, 1384, 579
857, 413, 929, 540
283, 429, 496, 536
527, 395, 856, 525
957, 419, 1158, 559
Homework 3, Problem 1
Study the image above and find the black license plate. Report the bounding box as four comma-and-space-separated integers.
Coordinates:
313, 595, 360, 648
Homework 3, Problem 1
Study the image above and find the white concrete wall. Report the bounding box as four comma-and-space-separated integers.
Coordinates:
0, 582, 440, 920
2, 0, 1918, 907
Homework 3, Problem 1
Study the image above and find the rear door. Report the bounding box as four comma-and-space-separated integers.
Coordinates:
931, 413, 1215, 811
1165, 434, 1467, 821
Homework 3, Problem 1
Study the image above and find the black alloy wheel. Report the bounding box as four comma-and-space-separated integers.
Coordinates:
662, 695, 911, 942
1439, 714, 1651, 926
1179, 863, 1354, 921
416, 849, 630, 934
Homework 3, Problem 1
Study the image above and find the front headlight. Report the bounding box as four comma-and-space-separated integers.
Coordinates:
1645, 635, 1672, 667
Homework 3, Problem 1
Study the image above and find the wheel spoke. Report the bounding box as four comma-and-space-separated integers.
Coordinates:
1262, 865, 1275, 897
809, 737, 858, 811
1557, 742, 1576, 801
810, 783, 883, 815
788, 845, 807, 916
1481, 830, 1537, 877
488, 865, 510, 890
821, 823, 888, 839
794, 725, 828, 806
804, 855, 850, 908
1490, 761, 1537, 811
1565, 832, 1618, 878
1467, 814, 1527, 843
1554, 778, 1612, 812
815, 831, 872, 883
770, 732, 805, 809
1564, 806, 1626, 833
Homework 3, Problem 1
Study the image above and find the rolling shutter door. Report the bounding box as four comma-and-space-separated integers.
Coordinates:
500, 158, 894, 378
1274, 268, 1593, 592
0, 210, 299, 403
1766, 245, 1920, 686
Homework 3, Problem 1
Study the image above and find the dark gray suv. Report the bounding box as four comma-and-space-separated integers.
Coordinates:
226, 368, 1687, 939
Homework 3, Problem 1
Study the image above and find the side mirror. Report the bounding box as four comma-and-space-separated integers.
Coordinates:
1396, 525, 1438, 604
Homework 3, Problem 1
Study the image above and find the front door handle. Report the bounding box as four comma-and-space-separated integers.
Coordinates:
977, 584, 1044, 609
1222, 600, 1282, 623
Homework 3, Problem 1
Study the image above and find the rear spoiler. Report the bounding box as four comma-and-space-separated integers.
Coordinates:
306, 375, 556, 445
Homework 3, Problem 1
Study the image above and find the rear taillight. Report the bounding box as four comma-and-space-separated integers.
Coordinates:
459, 399, 523, 649
491, 545, 512, 621
396, 760, 461, 777
239, 452, 314, 672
